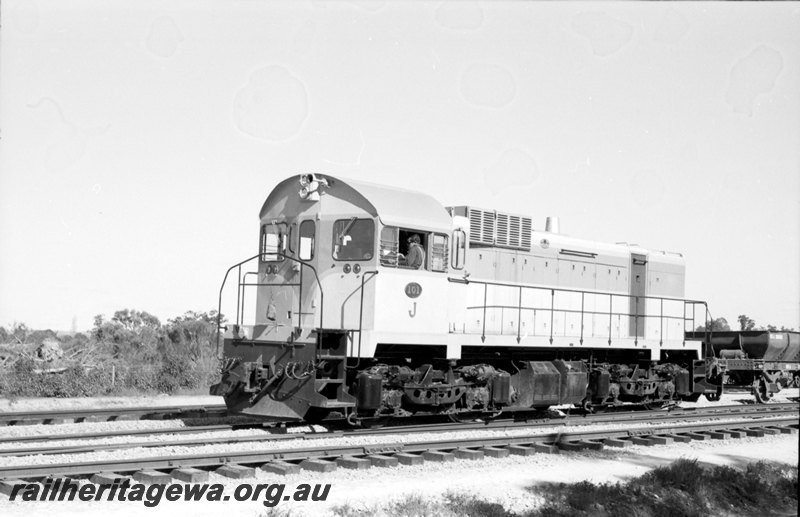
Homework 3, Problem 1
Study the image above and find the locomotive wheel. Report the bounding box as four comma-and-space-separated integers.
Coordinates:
704, 384, 723, 402
753, 377, 772, 404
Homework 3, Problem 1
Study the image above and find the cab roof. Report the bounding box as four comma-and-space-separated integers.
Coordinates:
260, 174, 452, 231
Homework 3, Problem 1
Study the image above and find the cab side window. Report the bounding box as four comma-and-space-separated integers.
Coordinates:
451, 229, 466, 270
380, 227, 448, 272
299, 220, 315, 261
430, 234, 448, 272
379, 226, 399, 266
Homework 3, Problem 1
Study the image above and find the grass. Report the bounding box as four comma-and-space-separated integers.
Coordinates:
325, 459, 797, 517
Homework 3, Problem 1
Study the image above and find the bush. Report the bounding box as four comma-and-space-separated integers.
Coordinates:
156, 354, 202, 394
0, 359, 113, 398
0, 356, 218, 397
529, 458, 798, 517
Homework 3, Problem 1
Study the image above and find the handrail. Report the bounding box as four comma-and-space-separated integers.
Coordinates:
447, 276, 710, 345
352, 270, 379, 367
447, 275, 705, 304
216, 253, 261, 356
215, 252, 324, 356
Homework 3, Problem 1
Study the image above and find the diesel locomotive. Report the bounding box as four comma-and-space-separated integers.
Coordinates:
211, 173, 730, 422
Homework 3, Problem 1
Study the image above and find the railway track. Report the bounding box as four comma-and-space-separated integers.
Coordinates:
0, 404, 796, 488
0, 403, 795, 458
0, 404, 228, 426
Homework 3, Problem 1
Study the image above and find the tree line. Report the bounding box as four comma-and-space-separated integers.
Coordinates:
695, 314, 796, 332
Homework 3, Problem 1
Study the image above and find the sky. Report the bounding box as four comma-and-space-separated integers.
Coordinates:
1, 1, 798, 332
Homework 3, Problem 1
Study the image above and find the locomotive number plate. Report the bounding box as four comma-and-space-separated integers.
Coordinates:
404, 282, 422, 298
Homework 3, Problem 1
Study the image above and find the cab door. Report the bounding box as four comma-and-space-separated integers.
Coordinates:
629, 254, 647, 337
255, 222, 295, 330
296, 219, 318, 329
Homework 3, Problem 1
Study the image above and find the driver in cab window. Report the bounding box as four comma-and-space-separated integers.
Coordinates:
401, 234, 425, 269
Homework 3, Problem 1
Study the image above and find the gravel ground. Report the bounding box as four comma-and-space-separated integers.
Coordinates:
0, 390, 797, 516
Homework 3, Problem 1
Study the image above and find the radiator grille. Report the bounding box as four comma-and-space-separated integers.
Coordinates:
456, 206, 532, 251
468, 208, 495, 246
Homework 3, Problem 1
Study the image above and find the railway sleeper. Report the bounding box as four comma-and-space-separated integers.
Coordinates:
0, 479, 27, 496
261, 461, 301, 476
133, 470, 173, 485
90, 472, 130, 485
454, 448, 484, 460
368, 454, 399, 468
737, 428, 766, 438
171, 468, 209, 483
299, 459, 337, 473
480, 446, 511, 458
216, 464, 256, 479
336, 456, 371, 470
663, 434, 693, 443
394, 452, 424, 465
558, 440, 604, 452
422, 450, 455, 462
683, 432, 711, 440
507, 445, 536, 456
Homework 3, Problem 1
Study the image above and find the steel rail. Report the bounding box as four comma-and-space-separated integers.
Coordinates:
0, 417, 796, 480
0, 404, 228, 425
0, 429, 333, 458
0, 403, 795, 447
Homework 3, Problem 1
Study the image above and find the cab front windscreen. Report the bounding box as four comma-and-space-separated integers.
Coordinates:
332, 218, 374, 261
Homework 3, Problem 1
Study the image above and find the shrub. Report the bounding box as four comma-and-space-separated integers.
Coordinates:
0, 359, 113, 398
529, 459, 798, 517
156, 354, 202, 394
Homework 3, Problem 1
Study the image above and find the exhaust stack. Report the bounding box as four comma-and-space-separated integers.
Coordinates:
545, 216, 560, 234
